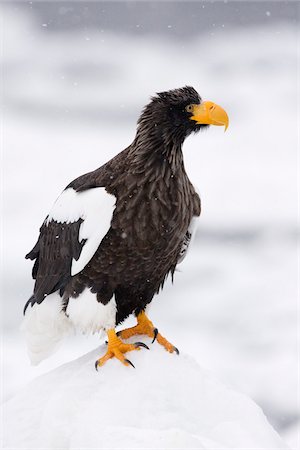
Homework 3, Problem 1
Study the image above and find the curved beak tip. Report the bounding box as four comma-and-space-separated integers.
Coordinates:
191, 101, 229, 132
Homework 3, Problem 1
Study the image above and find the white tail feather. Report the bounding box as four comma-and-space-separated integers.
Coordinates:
21, 292, 74, 365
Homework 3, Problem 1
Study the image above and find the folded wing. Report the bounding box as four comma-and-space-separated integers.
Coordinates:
25, 187, 116, 306
177, 215, 199, 264
177, 185, 200, 265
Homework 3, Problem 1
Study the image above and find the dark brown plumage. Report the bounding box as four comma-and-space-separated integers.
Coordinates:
23, 86, 228, 368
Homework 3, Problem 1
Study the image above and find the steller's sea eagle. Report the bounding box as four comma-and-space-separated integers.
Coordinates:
22, 86, 229, 369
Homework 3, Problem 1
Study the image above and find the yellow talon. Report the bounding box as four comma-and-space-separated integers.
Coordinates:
95, 329, 149, 370
118, 311, 179, 355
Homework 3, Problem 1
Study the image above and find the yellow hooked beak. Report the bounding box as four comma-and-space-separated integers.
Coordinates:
191, 101, 229, 131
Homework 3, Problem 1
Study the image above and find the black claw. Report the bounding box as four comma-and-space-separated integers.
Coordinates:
116, 330, 121, 337
135, 342, 150, 350
125, 359, 135, 368
95, 361, 99, 371
152, 328, 158, 343
105, 340, 108, 345
23, 299, 31, 316
174, 347, 180, 355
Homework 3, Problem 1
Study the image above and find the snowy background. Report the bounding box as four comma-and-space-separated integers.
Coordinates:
1, 1, 299, 448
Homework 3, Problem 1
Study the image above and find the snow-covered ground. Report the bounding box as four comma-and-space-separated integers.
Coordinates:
3, 344, 289, 449
1, 4, 299, 449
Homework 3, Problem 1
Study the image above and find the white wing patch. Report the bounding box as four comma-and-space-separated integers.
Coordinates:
46, 187, 116, 276
177, 215, 199, 264
177, 185, 200, 265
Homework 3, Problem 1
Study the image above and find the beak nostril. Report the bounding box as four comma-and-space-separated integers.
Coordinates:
209, 105, 215, 111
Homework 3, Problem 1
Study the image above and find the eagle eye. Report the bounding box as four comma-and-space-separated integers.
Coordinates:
185, 104, 193, 113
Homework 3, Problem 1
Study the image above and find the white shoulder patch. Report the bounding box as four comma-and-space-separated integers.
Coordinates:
46, 187, 116, 276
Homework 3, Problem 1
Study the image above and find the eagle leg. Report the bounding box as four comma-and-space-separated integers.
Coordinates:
95, 329, 149, 370
118, 311, 179, 355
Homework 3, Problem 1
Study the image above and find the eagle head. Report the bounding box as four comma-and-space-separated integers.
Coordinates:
137, 86, 229, 147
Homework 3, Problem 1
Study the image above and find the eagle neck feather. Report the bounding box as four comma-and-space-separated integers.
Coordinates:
129, 127, 186, 182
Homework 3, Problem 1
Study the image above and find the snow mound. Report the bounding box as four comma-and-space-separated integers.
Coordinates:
3, 342, 289, 449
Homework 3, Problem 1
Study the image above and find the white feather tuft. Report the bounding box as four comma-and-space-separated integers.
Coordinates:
66, 288, 116, 334
21, 292, 74, 365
